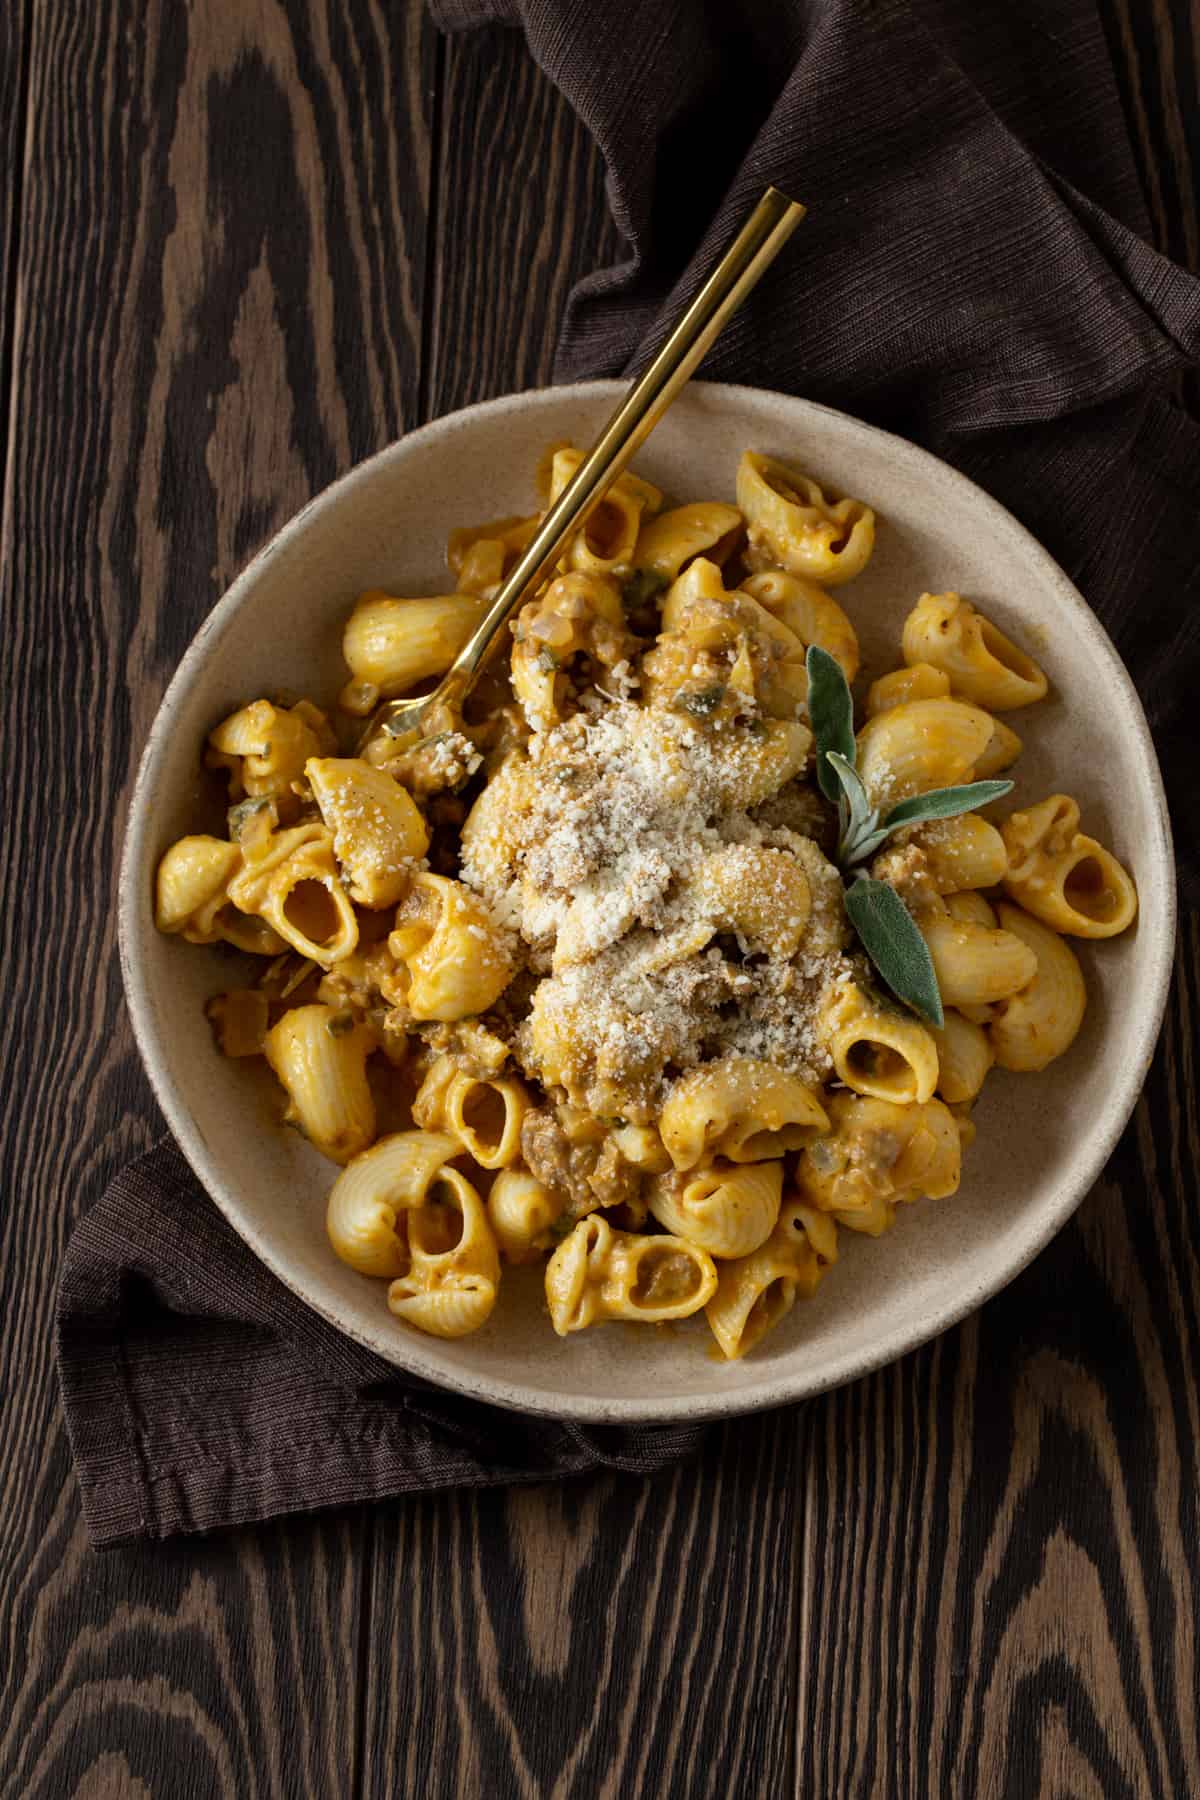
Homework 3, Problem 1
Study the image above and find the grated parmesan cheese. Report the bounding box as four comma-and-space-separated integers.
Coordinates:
460, 696, 854, 1116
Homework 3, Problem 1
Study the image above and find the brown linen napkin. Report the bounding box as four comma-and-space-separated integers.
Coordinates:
58, 0, 1199, 1547
434, 0, 1200, 902
58, 1142, 704, 1544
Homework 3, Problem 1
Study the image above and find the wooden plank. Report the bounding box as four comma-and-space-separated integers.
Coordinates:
358, 27, 805, 1798
4, 1, 1196, 1795
0, 0, 30, 513
795, 14, 1200, 1792
422, 23, 621, 409
1096, 0, 1200, 410
363, 1418, 803, 1800
795, 925, 1200, 1797
1096, 0, 1200, 270
0, 1, 432, 1794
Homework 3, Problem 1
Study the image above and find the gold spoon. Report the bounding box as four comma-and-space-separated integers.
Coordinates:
361, 185, 805, 754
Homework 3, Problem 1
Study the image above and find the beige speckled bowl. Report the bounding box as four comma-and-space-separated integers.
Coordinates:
120, 381, 1174, 1422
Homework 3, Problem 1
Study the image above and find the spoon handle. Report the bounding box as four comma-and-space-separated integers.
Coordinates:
425, 186, 805, 718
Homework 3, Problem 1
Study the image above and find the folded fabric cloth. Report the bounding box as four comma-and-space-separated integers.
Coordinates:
434, 0, 1200, 910
58, 0, 1199, 1546
59, 1141, 704, 1544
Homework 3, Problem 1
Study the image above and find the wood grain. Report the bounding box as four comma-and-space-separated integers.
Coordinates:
1097, 0, 1200, 271
362, 32, 807, 1798
423, 23, 622, 412
0, 0, 30, 512
1, 3, 1198, 1799
0, 0, 431, 1794
796, 922, 1200, 1798
1, 1468, 364, 1800
789, 16, 1200, 1791
363, 1418, 802, 1800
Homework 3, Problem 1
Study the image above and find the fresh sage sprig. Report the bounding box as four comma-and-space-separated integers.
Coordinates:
825, 747, 1013, 868
806, 643, 856, 804
843, 875, 945, 1026
804, 645, 1014, 1028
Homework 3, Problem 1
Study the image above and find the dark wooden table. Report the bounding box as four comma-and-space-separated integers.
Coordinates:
2, 5, 1197, 1795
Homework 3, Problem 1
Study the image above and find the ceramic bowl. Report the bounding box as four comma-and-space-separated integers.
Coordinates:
120, 380, 1175, 1422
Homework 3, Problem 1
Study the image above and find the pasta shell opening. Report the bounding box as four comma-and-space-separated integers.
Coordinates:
583, 499, 628, 560
388, 1230, 414, 1282
1062, 853, 1123, 925
733, 1124, 818, 1160
282, 879, 343, 949
843, 1039, 920, 1103
978, 619, 1046, 692
630, 1245, 705, 1310
409, 1180, 468, 1257
461, 1083, 509, 1154
745, 1277, 796, 1345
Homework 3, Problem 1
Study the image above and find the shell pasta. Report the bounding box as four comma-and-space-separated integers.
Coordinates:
155, 446, 1138, 1361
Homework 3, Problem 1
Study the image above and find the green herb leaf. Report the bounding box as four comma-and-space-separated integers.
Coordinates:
826, 751, 873, 828
227, 796, 273, 840
806, 645, 857, 802
827, 751, 890, 866
845, 825, 891, 864
844, 875, 944, 1027
623, 567, 670, 610
536, 647, 560, 673
882, 779, 1015, 832
673, 683, 726, 718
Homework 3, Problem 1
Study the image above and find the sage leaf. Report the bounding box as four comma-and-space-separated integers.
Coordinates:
844, 875, 945, 1027
806, 645, 856, 802
883, 779, 1014, 832
827, 750, 886, 864
227, 796, 273, 840
826, 751, 873, 826
674, 682, 726, 718
622, 567, 669, 610
845, 825, 891, 864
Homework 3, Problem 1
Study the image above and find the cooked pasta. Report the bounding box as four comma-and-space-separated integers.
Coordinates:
156, 443, 1138, 1358
647, 1158, 783, 1260
226, 822, 359, 964
634, 501, 744, 580
902, 592, 1048, 710
820, 981, 939, 1105
265, 1004, 376, 1164
545, 1215, 717, 1333
930, 1008, 994, 1104
386, 1163, 501, 1338
486, 1167, 563, 1262
412, 1055, 529, 1168
987, 903, 1088, 1070
706, 1200, 837, 1359
855, 697, 995, 805
737, 451, 875, 585
1000, 794, 1137, 937
339, 590, 486, 715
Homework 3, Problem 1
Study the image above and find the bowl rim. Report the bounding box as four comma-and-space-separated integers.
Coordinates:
119, 378, 1177, 1423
